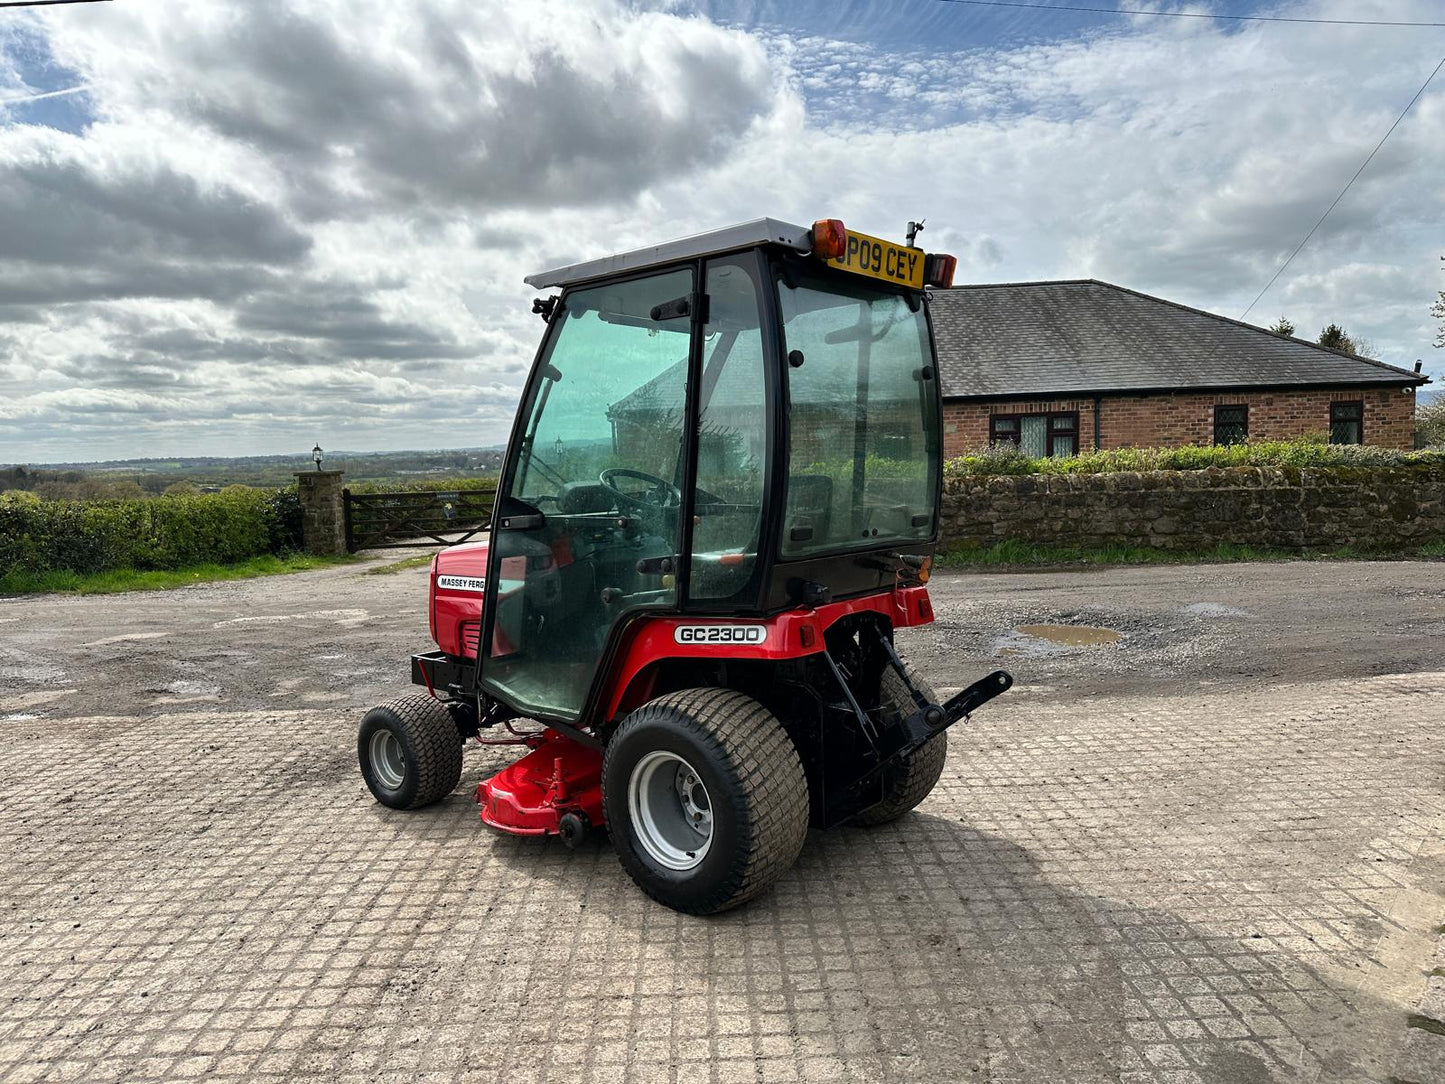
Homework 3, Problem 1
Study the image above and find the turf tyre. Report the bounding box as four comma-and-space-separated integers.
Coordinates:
358, 695, 463, 810
850, 662, 948, 826
603, 688, 809, 915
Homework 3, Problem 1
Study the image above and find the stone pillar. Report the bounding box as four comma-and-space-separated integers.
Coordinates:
294, 469, 347, 555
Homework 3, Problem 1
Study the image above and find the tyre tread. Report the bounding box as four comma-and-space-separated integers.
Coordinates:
607, 688, 809, 914
850, 662, 948, 826
364, 695, 463, 809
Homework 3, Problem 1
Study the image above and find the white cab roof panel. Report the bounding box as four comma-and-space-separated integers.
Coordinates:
524, 218, 814, 289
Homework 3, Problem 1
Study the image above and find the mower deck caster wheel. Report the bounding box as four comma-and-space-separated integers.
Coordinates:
558, 811, 592, 849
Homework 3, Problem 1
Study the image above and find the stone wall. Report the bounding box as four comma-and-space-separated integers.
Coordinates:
940, 464, 1445, 552
942, 384, 1419, 457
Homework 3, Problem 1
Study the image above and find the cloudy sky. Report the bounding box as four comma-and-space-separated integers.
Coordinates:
1, 0, 1442, 463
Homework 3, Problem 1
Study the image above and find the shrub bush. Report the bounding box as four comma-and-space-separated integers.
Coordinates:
944, 437, 1445, 479
0, 485, 303, 577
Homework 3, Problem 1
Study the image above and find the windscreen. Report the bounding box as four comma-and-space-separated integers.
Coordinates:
778, 276, 938, 557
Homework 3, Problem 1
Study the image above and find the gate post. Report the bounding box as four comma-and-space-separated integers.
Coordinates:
293, 469, 347, 555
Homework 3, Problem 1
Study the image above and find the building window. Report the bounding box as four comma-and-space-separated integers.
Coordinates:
1213, 404, 1248, 446
991, 412, 1078, 457
1329, 401, 1363, 445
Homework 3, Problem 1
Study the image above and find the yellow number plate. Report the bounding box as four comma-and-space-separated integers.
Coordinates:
825, 230, 924, 289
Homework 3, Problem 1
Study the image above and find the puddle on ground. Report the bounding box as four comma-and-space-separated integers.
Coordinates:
1015, 624, 1122, 646
146, 679, 221, 698
1181, 602, 1250, 619
83, 632, 168, 648
993, 624, 1123, 659
213, 608, 368, 629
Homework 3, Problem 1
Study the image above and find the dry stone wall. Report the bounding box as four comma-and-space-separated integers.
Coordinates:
939, 465, 1445, 551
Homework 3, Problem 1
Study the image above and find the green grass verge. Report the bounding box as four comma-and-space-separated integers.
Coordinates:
0, 552, 359, 596
364, 553, 437, 575
936, 539, 1445, 570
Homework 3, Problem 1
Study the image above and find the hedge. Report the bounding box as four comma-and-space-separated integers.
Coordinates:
944, 438, 1445, 478
0, 485, 303, 577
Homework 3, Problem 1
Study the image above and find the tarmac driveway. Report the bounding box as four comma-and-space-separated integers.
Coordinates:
1, 559, 1442, 1083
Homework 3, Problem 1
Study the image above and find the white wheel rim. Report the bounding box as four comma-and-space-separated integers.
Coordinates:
627, 751, 713, 871
370, 730, 406, 790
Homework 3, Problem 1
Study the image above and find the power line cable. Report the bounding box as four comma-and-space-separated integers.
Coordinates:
1239, 54, 1445, 321
930, 0, 1445, 28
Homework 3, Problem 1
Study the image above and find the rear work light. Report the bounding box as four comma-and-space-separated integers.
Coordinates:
811, 218, 848, 260
923, 253, 957, 288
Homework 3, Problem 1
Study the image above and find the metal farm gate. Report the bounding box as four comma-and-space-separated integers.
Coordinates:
343, 486, 496, 552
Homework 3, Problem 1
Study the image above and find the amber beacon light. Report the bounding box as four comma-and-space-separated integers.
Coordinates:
923, 253, 957, 288
811, 218, 848, 260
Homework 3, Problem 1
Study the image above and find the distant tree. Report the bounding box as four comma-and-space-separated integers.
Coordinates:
1433, 291, 1444, 349
1269, 316, 1295, 337
107, 480, 147, 500
163, 481, 201, 497
1416, 398, 1445, 449
1317, 323, 1360, 354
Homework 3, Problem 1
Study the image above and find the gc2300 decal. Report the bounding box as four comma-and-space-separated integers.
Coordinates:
673, 624, 767, 646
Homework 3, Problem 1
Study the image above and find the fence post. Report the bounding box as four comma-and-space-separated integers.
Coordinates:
293, 469, 347, 555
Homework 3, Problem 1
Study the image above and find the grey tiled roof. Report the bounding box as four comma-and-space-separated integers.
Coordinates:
929, 280, 1427, 399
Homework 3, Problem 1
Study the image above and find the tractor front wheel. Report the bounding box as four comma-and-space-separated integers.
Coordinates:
603, 688, 809, 915
358, 695, 464, 810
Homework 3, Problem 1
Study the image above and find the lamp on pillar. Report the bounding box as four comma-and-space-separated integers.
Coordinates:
295, 444, 343, 556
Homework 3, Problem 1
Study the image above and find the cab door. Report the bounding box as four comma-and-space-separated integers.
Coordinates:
479, 268, 695, 722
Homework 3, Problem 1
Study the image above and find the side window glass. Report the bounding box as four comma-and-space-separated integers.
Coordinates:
486, 268, 693, 721
779, 283, 935, 556
516, 269, 693, 504
690, 258, 768, 601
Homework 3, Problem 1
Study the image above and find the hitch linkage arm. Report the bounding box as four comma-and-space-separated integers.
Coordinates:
873, 626, 1013, 733
814, 629, 1014, 827
939, 669, 1014, 724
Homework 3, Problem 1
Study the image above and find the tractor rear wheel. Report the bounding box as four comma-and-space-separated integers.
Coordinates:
603, 688, 809, 915
851, 662, 948, 827
358, 695, 464, 810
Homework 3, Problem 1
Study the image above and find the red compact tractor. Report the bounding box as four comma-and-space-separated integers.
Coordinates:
358, 218, 1011, 914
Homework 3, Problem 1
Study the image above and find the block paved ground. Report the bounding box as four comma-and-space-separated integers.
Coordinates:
1, 559, 1442, 1083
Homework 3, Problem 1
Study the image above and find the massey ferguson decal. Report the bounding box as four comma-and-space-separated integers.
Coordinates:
673, 624, 767, 646
436, 575, 485, 593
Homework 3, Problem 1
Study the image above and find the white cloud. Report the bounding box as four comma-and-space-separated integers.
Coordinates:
0, 0, 1442, 461
0, 0, 788, 460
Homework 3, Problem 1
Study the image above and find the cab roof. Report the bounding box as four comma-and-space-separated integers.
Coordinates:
524, 218, 813, 290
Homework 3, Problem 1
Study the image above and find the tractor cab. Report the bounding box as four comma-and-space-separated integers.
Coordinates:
359, 218, 1011, 914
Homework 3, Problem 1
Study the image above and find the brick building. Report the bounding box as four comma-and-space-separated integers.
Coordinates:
929, 280, 1429, 456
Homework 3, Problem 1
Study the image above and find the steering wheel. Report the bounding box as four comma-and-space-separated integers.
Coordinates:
598, 468, 682, 511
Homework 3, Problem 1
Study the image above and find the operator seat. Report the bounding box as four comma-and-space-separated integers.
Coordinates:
555, 481, 618, 515
785, 474, 833, 544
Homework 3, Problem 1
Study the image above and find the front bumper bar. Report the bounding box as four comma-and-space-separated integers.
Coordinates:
411, 650, 476, 699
